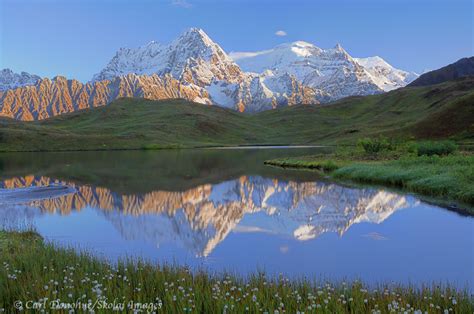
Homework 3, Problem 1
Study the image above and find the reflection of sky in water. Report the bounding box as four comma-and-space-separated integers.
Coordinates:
0, 175, 473, 289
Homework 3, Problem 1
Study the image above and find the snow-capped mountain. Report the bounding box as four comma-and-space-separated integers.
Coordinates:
93, 28, 244, 87
0, 69, 41, 92
354, 56, 419, 91
95, 29, 417, 109
0, 28, 418, 120
231, 41, 418, 99
92, 28, 318, 112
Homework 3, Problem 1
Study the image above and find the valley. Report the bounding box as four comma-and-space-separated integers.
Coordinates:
0, 77, 472, 152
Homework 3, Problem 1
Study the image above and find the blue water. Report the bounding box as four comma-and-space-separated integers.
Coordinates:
0, 149, 472, 289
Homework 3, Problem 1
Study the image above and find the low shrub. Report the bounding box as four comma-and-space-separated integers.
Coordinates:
354, 138, 458, 158
357, 137, 393, 155
414, 141, 458, 156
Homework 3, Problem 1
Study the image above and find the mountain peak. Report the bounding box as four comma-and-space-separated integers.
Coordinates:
52, 75, 68, 82
174, 27, 215, 48
331, 43, 350, 58
92, 27, 242, 85
182, 27, 208, 38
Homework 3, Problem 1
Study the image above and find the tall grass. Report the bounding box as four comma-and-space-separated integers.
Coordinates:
333, 155, 474, 206
1, 231, 472, 313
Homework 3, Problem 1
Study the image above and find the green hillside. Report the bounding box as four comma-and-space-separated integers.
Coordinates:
0, 77, 473, 151
409, 57, 474, 87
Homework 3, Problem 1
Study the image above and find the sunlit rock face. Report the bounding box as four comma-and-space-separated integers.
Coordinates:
0, 175, 414, 256
0, 74, 210, 121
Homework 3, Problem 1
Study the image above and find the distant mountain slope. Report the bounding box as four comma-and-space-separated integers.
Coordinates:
409, 57, 474, 87
0, 78, 472, 151
0, 69, 40, 92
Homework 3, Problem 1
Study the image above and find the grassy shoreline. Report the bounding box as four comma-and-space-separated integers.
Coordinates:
265, 153, 474, 213
1, 230, 472, 313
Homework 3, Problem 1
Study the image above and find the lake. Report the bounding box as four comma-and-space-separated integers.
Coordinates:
0, 148, 472, 289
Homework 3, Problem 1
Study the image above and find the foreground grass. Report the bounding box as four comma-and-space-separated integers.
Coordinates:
1, 231, 472, 313
265, 154, 474, 210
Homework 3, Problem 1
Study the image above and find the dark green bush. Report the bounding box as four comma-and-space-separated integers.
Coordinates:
357, 137, 393, 154
415, 141, 458, 156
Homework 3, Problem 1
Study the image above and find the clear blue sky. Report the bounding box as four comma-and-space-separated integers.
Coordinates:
0, 0, 472, 82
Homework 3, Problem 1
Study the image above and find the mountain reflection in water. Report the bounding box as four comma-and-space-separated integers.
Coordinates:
0, 175, 415, 257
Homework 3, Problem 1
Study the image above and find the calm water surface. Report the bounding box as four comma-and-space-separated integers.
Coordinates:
0, 149, 472, 288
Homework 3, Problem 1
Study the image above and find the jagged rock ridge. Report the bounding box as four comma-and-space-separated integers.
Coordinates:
0, 74, 209, 121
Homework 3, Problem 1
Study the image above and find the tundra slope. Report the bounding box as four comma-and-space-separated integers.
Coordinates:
0, 77, 471, 152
